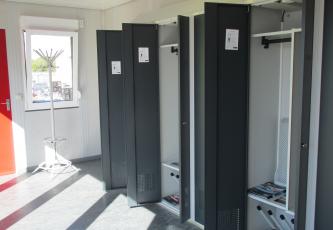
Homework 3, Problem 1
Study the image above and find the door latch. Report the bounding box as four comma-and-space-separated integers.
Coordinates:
0, 99, 11, 111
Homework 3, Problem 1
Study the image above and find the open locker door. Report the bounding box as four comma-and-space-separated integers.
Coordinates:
178, 15, 191, 223
97, 30, 127, 190
205, 3, 250, 230
123, 18, 191, 222
123, 23, 161, 207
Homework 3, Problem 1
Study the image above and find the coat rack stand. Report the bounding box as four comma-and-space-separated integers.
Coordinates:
32, 49, 75, 174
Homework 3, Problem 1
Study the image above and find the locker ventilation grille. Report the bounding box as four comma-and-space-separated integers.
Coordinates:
137, 173, 155, 192
218, 208, 241, 230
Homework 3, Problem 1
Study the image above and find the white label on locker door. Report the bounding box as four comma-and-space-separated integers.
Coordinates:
225, 29, 239, 50
138, 47, 149, 63
111, 61, 121, 75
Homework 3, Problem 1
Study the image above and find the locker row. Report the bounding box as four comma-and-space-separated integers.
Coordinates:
97, 2, 304, 229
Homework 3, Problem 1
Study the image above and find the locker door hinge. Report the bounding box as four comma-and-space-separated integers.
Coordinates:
301, 143, 308, 150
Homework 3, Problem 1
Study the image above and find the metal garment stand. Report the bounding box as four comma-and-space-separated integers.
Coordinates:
32, 49, 76, 174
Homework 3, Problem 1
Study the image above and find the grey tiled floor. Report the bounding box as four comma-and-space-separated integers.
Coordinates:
0, 160, 200, 230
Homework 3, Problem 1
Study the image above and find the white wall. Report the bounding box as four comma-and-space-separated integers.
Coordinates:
0, 1, 103, 171
102, 0, 254, 30
103, 0, 204, 29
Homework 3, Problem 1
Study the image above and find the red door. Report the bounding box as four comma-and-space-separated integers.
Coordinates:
0, 29, 15, 175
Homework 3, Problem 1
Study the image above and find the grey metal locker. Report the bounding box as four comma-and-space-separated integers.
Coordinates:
97, 30, 127, 190
122, 17, 191, 222
204, 3, 250, 230
123, 24, 162, 206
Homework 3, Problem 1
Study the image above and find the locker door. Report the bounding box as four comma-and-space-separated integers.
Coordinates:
97, 30, 127, 190
123, 24, 161, 206
205, 3, 250, 230
178, 15, 191, 222
194, 14, 205, 225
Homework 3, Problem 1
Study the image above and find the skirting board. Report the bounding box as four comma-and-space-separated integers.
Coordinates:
26, 155, 101, 172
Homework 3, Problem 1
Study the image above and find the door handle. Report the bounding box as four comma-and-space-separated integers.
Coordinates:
0, 99, 11, 111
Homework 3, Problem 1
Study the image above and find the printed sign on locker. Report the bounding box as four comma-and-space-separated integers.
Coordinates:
138, 47, 149, 63
111, 61, 121, 75
225, 29, 239, 51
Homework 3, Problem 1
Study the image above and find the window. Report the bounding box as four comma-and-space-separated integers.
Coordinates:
24, 30, 79, 110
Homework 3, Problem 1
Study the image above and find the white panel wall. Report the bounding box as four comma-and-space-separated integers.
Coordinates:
159, 47, 180, 164
0, 1, 103, 171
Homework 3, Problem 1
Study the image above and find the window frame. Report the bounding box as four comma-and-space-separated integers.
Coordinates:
24, 29, 79, 111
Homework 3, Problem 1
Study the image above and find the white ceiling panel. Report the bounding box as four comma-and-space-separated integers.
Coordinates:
6, 0, 135, 10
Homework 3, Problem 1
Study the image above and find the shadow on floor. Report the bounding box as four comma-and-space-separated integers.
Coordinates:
145, 204, 199, 230
0, 173, 32, 192
0, 160, 200, 230
0, 170, 83, 229
67, 191, 199, 230
67, 189, 126, 230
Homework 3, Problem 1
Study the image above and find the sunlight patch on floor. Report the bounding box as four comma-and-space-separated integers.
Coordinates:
8, 174, 105, 230
0, 170, 79, 220
88, 194, 157, 230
